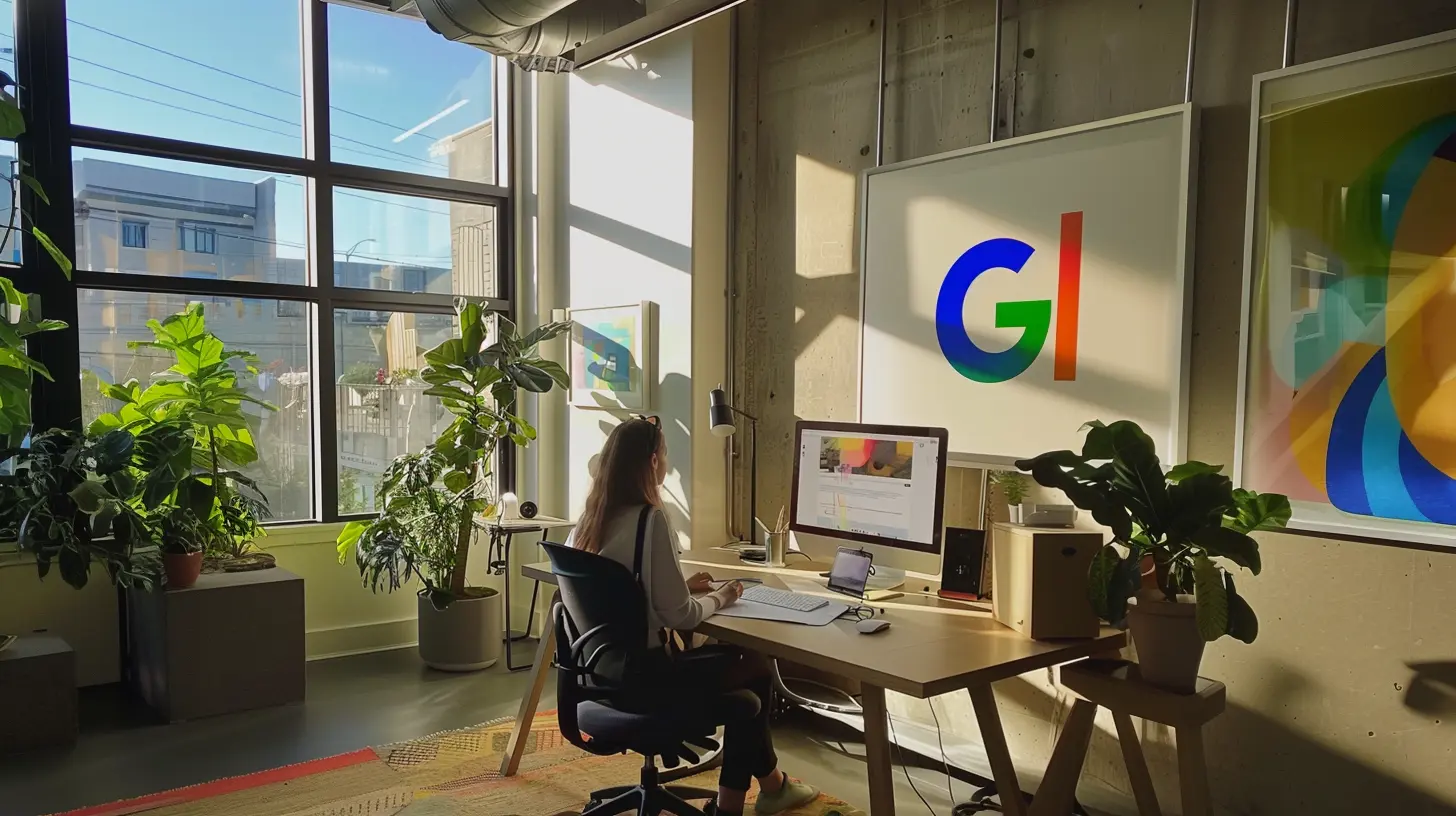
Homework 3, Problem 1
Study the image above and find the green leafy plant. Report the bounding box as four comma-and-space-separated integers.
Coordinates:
0, 85, 72, 449
1, 423, 193, 590
988, 470, 1030, 506
1016, 420, 1291, 644
337, 299, 569, 608
88, 304, 278, 560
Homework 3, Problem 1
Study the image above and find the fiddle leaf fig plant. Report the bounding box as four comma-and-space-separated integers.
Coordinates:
88, 303, 277, 560
1016, 420, 1291, 644
338, 299, 570, 609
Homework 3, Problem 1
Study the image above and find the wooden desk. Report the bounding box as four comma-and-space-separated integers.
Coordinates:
504, 550, 1126, 816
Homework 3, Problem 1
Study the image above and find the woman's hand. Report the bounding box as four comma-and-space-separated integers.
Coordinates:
686, 572, 715, 593
709, 580, 745, 611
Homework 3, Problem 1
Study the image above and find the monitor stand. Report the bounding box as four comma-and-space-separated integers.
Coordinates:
866, 567, 906, 591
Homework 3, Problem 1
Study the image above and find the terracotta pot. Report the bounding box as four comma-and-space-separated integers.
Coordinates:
417, 589, 502, 672
164, 551, 203, 589
1127, 595, 1204, 693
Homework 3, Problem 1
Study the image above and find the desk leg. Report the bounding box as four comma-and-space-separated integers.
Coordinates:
969, 685, 1028, 816
1028, 698, 1096, 816
500, 622, 555, 777
859, 684, 896, 816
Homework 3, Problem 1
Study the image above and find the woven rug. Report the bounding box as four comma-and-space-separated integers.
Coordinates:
55, 711, 866, 816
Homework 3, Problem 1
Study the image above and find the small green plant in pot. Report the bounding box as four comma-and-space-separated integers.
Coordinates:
337, 299, 569, 671
988, 469, 1031, 523
1016, 420, 1290, 692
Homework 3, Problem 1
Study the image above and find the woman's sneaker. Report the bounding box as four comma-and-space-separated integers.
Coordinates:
752, 778, 819, 815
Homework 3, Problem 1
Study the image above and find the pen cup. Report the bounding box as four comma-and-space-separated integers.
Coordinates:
767, 531, 788, 568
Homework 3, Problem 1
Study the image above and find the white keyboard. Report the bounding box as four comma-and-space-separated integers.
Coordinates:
741, 585, 829, 613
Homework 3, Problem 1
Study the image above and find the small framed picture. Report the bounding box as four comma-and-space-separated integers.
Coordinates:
567, 301, 656, 410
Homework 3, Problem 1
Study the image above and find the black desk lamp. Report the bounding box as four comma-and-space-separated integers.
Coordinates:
709, 385, 758, 547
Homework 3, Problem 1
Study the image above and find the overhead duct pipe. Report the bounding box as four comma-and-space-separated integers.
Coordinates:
411, 0, 646, 71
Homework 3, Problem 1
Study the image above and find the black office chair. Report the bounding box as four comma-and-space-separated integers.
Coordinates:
544, 540, 760, 816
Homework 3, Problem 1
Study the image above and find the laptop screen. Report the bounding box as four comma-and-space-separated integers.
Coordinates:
827, 548, 873, 598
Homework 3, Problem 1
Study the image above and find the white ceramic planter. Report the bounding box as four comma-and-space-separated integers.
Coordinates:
417, 589, 502, 672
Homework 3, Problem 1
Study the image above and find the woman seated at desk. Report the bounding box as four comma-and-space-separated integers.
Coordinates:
566, 416, 819, 816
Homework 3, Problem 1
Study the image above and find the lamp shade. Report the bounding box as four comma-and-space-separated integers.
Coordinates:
709, 387, 736, 438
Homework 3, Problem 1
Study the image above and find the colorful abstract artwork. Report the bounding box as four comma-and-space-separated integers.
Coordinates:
1239, 34, 1456, 542
569, 302, 655, 410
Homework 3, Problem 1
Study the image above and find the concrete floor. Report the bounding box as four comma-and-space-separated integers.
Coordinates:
2, 647, 1030, 816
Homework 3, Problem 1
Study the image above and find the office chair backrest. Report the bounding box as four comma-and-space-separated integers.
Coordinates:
541, 513, 652, 689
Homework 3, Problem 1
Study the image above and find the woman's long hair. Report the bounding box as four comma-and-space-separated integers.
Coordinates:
572, 417, 663, 554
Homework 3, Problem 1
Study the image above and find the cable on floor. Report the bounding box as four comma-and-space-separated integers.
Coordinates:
927, 698, 956, 805
886, 709, 940, 816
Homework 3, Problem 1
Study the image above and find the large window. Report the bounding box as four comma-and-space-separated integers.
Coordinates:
13, 0, 514, 522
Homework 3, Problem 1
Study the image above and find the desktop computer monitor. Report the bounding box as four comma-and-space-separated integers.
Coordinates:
789, 421, 949, 590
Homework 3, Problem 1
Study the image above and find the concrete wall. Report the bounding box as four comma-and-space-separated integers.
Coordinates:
535, 16, 732, 550
732, 0, 1456, 812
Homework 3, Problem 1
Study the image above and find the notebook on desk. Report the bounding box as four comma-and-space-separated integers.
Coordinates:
713, 598, 846, 626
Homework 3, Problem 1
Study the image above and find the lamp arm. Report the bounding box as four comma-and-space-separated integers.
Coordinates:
729, 405, 759, 424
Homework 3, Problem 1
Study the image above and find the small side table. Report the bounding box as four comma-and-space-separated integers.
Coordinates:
0, 635, 77, 752
1032, 659, 1226, 816
483, 517, 575, 671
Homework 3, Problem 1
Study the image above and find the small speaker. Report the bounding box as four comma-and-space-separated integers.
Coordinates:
940, 527, 987, 599
519, 500, 538, 520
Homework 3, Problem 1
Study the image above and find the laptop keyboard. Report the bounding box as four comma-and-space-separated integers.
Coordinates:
741, 585, 829, 613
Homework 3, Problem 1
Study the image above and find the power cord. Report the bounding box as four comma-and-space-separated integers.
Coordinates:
887, 710, 940, 816
927, 699, 956, 805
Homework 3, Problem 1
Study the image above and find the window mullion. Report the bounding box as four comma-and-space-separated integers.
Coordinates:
303, 0, 338, 522
16, 0, 82, 434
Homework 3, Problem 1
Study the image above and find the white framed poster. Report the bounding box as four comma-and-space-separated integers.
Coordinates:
568, 301, 656, 411
1233, 31, 1456, 546
859, 104, 1198, 467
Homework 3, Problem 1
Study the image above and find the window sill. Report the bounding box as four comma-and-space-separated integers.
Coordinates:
0, 520, 351, 568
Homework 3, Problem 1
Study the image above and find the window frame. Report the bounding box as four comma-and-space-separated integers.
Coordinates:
177, 222, 218, 255
120, 219, 148, 248
12, 0, 517, 524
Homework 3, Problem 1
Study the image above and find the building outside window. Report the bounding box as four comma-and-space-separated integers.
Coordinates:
121, 220, 148, 248
14, 0, 513, 522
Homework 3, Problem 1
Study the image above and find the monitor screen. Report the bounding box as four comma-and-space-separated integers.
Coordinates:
790, 421, 949, 554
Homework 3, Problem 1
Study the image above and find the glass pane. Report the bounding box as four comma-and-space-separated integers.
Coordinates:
66, 0, 303, 155
72, 149, 308, 285
1, 141, 18, 265
333, 188, 497, 297
79, 291, 314, 522
327, 3, 496, 182
334, 308, 458, 515
0, 0, 14, 88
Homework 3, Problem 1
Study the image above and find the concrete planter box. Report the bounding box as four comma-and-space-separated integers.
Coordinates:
128, 568, 305, 722
0, 636, 77, 753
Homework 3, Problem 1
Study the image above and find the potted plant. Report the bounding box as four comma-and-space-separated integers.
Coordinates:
988, 469, 1031, 524
2, 422, 194, 591
1017, 420, 1290, 692
337, 299, 569, 671
88, 303, 278, 572
156, 508, 208, 589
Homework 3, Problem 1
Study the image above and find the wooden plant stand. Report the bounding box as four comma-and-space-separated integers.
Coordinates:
1031, 659, 1226, 816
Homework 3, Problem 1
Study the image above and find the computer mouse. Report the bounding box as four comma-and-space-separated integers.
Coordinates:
856, 619, 891, 634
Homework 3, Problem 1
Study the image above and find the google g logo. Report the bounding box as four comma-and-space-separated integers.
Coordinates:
935, 211, 1083, 384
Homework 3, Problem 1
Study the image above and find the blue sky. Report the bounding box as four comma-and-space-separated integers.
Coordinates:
61, 0, 496, 267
